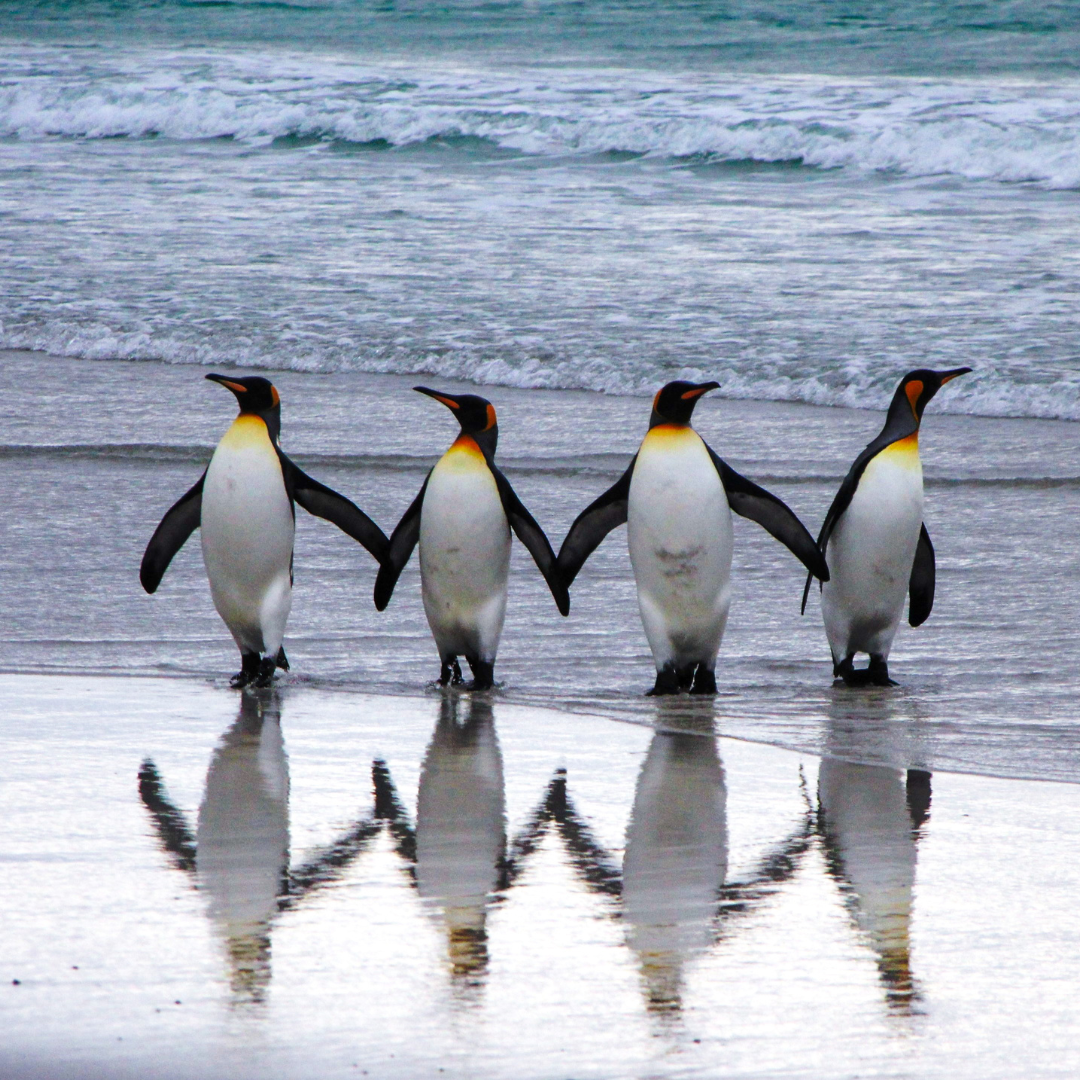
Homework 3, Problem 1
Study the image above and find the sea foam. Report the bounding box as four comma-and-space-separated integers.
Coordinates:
3, 46, 1080, 188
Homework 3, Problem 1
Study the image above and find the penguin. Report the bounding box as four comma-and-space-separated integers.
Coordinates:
140, 374, 388, 687
557, 380, 829, 695
801, 367, 971, 686
374, 387, 569, 691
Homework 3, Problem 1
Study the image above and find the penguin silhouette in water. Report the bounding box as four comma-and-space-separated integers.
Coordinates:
375, 388, 569, 690
802, 368, 970, 686
622, 726, 727, 1014
818, 758, 932, 1013
558, 381, 829, 695
138, 691, 384, 1004
140, 375, 388, 687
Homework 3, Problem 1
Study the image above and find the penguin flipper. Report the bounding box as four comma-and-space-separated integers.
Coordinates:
374, 478, 428, 611
139, 473, 205, 594
708, 449, 830, 582
490, 464, 570, 616
555, 457, 636, 587
908, 523, 935, 627
281, 455, 389, 562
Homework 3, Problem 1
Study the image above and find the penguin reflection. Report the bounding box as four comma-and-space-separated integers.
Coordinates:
623, 729, 727, 1013
139, 691, 381, 1003
531, 722, 814, 1018
375, 695, 507, 989
818, 759, 931, 1012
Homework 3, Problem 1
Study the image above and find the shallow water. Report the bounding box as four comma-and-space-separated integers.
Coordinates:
3, 350, 1080, 782
4, 674, 1079, 1080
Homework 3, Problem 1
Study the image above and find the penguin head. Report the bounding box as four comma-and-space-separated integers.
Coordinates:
415, 386, 498, 452
891, 368, 971, 426
649, 380, 720, 429
206, 374, 282, 441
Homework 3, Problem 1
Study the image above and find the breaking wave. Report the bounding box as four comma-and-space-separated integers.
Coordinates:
3, 46, 1080, 187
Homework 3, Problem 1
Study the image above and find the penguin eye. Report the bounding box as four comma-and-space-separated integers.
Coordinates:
905, 380, 925, 419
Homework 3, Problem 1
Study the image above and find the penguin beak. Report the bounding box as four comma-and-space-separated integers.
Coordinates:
206, 373, 249, 396
938, 367, 972, 385
414, 386, 462, 412
680, 381, 721, 400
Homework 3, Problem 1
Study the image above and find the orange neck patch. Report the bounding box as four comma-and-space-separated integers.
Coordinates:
905, 380, 924, 421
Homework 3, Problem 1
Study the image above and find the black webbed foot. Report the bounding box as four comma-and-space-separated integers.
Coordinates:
648, 662, 699, 696
255, 656, 278, 688
690, 665, 717, 696
466, 657, 494, 692
275, 646, 290, 672
231, 651, 261, 689
868, 654, 897, 687
439, 657, 464, 687
648, 664, 681, 696
834, 655, 897, 687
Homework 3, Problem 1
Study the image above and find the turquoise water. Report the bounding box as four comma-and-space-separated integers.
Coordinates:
2, 1, 1080, 416
7, 1, 1080, 76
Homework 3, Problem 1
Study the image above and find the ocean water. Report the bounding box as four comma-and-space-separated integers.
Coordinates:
2, 1, 1080, 417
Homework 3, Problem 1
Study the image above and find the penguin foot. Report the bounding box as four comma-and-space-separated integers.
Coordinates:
275, 646, 290, 672
690, 665, 717, 695
465, 657, 494, 692
868, 655, 897, 687
439, 657, 464, 687
834, 656, 897, 688
648, 664, 683, 696
255, 656, 278, 688
230, 651, 261, 689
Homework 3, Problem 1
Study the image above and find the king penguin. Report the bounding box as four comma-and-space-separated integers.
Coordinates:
558, 381, 829, 695
374, 387, 569, 690
140, 374, 388, 687
801, 367, 971, 686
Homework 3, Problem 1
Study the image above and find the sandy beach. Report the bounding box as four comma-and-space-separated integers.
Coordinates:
5, 673, 1080, 1080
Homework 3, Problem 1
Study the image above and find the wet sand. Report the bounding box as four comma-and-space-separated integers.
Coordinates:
4, 674, 1079, 1080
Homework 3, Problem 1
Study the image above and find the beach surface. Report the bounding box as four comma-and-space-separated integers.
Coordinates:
4, 349, 1080, 782
5, 673, 1080, 1080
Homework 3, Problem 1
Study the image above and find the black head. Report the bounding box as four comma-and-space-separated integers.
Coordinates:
415, 387, 498, 451
649, 380, 720, 428
206, 374, 282, 441
888, 368, 971, 428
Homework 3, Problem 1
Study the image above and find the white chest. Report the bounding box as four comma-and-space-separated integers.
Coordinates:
832, 439, 924, 576
420, 439, 510, 590
201, 416, 294, 571
627, 425, 732, 585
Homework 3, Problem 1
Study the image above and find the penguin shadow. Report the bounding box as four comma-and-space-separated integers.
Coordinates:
529, 710, 816, 1021
138, 689, 383, 1006
816, 705, 933, 1016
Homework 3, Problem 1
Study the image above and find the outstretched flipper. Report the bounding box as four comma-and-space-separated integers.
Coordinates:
490, 464, 570, 615
908, 523, 935, 627
140, 473, 205, 594
279, 453, 389, 563
707, 448, 829, 583
374, 477, 429, 611
556, 457, 636, 587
